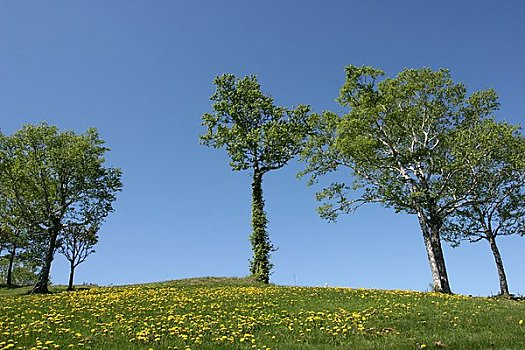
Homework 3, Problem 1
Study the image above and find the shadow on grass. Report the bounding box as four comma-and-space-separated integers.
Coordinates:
0, 284, 99, 297
0, 284, 34, 296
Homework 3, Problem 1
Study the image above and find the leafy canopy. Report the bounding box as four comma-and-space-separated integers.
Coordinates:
301, 66, 500, 221
201, 74, 310, 173
0, 123, 122, 231
443, 119, 525, 245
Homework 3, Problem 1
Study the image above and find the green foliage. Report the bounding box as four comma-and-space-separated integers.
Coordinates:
338, 67, 493, 214
60, 223, 98, 266
0, 256, 39, 286
304, 66, 501, 215
301, 65, 502, 293
60, 222, 99, 290
0, 122, 122, 293
443, 119, 525, 244
441, 119, 525, 295
0, 199, 44, 286
201, 74, 310, 283
201, 74, 310, 173
249, 173, 272, 283
1, 123, 122, 229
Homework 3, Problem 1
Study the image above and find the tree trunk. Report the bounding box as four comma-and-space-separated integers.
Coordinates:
32, 225, 59, 294
486, 234, 510, 296
417, 211, 452, 294
6, 246, 16, 287
249, 170, 273, 284
67, 262, 75, 291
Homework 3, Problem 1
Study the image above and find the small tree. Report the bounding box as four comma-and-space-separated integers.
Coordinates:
0, 203, 34, 287
0, 226, 24, 287
0, 123, 122, 293
0, 213, 41, 288
0, 256, 39, 286
201, 74, 310, 283
301, 66, 500, 294
443, 119, 525, 296
0, 227, 11, 285
59, 222, 98, 291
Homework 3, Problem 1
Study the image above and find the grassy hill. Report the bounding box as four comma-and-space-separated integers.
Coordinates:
1, 277, 524, 350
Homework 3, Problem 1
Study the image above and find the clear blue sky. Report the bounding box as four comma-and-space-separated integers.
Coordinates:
1, 1, 524, 296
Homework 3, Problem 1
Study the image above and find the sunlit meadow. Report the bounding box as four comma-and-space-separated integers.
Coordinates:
1, 277, 524, 350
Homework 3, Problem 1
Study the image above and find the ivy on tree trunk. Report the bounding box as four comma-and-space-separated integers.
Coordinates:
201, 74, 310, 283
249, 170, 273, 283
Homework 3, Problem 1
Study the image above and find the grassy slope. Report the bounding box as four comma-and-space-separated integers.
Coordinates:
1, 277, 524, 350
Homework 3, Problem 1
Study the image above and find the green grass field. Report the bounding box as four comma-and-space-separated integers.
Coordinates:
1, 277, 524, 350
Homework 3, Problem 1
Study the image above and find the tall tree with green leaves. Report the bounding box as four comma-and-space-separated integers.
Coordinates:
301, 66, 500, 294
443, 119, 525, 296
0, 123, 122, 293
201, 74, 310, 283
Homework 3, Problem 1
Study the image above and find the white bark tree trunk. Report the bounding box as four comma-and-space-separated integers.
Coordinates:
417, 210, 452, 294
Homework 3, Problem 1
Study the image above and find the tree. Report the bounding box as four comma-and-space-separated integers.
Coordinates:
0, 197, 34, 287
442, 119, 525, 296
0, 255, 39, 286
0, 225, 26, 287
0, 203, 44, 287
0, 226, 12, 285
0, 123, 122, 293
200, 74, 310, 283
301, 66, 500, 293
59, 222, 99, 291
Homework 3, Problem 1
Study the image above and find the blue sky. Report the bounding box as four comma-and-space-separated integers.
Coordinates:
1, 1, 524, 296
